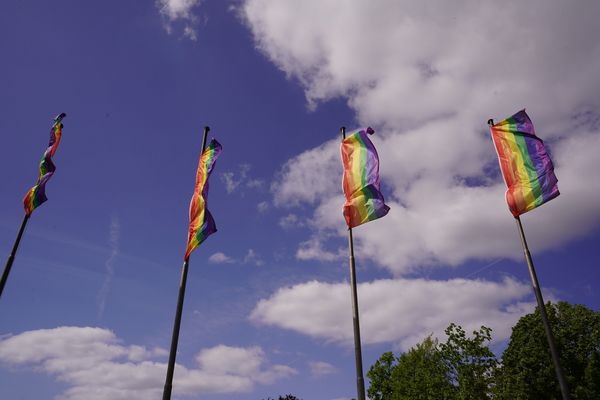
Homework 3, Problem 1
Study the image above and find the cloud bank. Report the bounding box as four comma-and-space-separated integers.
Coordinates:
251, 277, 536, 350
0, 327, 295, 400
240, 0, 600, 275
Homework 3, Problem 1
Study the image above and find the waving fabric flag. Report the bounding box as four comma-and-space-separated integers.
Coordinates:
341, 127, 390, 228
23, 113, 66, 216
184, 139, 222, 261
490, 109, 559, 217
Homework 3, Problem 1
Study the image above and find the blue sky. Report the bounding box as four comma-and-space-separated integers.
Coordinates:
1, 1, 599, 399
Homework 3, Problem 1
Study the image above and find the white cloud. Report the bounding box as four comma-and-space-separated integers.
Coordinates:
278, 213, 305, 230
0, 327, 295, 400
221, 171, 239, 193
208, 249, 267, 265
296, 236, 344, 262
257, 201, 270, 213
240, 0, 600, 275
221, 164, 265, 194
196, 345, 297, 385
244, 248, 265, 266
158, 0, 200, 20
157, 0, 203, 40
308, 360, 338, 377
250, 277, 536, 350
208, 252, 235, 264
183, 25, 198, 41
247, 179, 265, 189
271, 139, 341, 207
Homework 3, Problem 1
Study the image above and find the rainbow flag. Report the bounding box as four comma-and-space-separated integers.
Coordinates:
23, 113, 66, 216
341, 127, 390, 228
490, 109, 559, 217
184, 139, 222, 261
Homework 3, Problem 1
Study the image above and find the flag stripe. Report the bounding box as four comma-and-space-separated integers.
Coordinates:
490, 109, 559, 216
513, 129, 541, 206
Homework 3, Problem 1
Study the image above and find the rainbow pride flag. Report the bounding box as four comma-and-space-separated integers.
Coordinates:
490, 109, 559, 217
341, 127, 390, 228
184, 139, 222, 261
23, 113, 66, 216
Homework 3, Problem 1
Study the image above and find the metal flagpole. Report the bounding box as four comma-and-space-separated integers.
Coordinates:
487, 119, 570, 399
0, 214, 30, 298
514, 216, 571, 400
162, 126, 210, 400
341, 126, 367, 400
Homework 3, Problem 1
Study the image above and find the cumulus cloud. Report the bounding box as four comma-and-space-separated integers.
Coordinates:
208, 252, 235, 264
0, 327, 295, 400
271, 139, 341, 208
196, 345, 296, 385
157, 0, 203, 40
296, 236, 344, 262
308, 360, 338, 377
240, 0, 600, 275
250, 277, 536, 350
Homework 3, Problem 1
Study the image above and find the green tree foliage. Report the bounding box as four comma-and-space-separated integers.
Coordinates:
496, 301, 600, 400
367, 351, 396, 400
439, 324, 497, 399
368, 326, 497, 400
392, 336, 456, 399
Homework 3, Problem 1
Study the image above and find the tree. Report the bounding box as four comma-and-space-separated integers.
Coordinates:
391, 336, 456, 400
438, 324, 497, 399
367, 351, 396, 400
495, 301, 600, 400
368, 325, 497, 400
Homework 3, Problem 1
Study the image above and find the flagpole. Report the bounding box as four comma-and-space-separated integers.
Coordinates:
162, 126, 210, 400
0, 214, 30, 298
514, 215, 570, 400
487, 119, 570, 399
341, 126, 366, 400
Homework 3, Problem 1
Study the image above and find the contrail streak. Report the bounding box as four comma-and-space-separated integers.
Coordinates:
97, 216, 120, 319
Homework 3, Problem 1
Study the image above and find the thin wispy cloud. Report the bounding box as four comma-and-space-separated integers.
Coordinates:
221, 164, 265, 195
208, 250, 264, 266
97, 216, 120, 320
243, 249, 264, 266
278, 213, 306, 230
156, 0, 204, 40
257, 201, 270, 213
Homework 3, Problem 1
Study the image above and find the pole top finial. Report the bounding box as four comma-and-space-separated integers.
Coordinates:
487, 119, 494, 126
